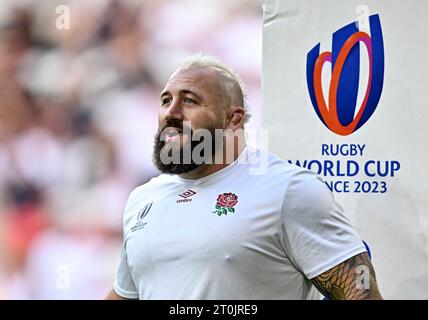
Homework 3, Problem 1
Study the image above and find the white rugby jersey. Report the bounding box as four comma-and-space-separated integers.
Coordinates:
113, 146, 366, 299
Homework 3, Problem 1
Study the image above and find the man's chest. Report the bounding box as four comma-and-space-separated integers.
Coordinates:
124, 184, 286, 270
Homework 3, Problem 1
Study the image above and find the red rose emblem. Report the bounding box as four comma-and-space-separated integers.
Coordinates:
213, 193, 238, 216
216, 193, 238, 208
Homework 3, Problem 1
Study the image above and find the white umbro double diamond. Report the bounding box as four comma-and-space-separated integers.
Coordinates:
177, 189, 197, 203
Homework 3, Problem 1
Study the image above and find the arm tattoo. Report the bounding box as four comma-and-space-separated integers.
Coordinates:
311, 252, 383, 300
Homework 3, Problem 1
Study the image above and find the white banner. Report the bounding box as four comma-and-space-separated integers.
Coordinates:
262, 0, 428, 299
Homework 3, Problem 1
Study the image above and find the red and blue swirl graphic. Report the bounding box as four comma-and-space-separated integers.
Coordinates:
306, 14, 384, 136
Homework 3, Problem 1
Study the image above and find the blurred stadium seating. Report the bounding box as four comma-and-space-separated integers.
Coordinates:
0, 0, 262, 299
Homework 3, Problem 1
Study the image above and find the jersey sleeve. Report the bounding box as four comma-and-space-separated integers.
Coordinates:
113, 188, 141, 299
280, 170, 366, 279
113, 243, 139, 299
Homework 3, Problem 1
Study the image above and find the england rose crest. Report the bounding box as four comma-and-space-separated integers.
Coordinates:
213, 193, 238, 216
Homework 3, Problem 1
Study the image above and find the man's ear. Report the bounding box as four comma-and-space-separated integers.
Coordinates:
226, 107, 245, 130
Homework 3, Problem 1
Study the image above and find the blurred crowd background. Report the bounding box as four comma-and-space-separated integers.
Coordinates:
0, 0, 261, 299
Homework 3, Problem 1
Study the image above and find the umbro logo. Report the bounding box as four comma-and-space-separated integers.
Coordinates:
177, 189, 196, 203
179, 189, 196, 198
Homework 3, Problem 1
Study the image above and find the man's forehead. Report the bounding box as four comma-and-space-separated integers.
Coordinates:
163, 67, 220, 92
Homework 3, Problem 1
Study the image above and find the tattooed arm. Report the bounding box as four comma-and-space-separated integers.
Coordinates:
311, 252, 383, 300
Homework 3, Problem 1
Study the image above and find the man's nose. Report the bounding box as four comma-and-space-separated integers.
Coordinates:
164, 99, 184, 122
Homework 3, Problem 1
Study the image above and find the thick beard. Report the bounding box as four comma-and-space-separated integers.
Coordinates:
153, 126, 218, 175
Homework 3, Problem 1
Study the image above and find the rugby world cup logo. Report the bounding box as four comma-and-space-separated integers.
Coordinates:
306, 14, 384, 136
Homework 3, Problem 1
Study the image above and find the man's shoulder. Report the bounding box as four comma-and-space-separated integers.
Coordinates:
247, 148, 328, 199
250, 147, 315, 181
128, 174, 173, 200
122, 174, 173, 225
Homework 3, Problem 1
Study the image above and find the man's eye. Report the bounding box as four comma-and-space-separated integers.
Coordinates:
184, 97, 196, 104
161, 97, 171, 106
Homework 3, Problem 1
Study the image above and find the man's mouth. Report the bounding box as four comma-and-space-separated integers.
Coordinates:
164, 127, 184, 143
